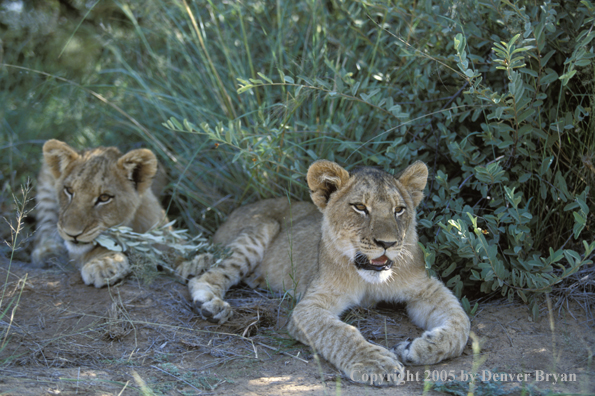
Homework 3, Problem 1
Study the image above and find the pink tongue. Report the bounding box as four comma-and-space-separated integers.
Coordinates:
370, 255, 389, 266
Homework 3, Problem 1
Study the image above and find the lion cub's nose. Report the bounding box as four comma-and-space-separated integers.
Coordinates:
373, 239, 397, 249
65, 232, 83, 244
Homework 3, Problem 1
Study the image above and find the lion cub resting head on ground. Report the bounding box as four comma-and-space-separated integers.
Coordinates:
32, 139, 167, 288
182, 160, 470, 385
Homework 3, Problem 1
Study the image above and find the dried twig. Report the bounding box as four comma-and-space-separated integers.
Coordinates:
256, 341, 309, 363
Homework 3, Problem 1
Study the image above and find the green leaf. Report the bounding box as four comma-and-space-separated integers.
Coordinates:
541, 69, 559, 85
509, 34, 521, 47
225, 126, 233, 144
183, 119, 196, 133
518, 173, 531, 183
559, 69, 577, 86
573, 211, 586, 239
519, 68, 538, 77
442, 262, 457, 277
257, 72, 273, 84
539, 156, 554, 176
237, 85, 254, 94
517, 109, 534, 123
454, 33, 465, 52
563, 250, 579, 265
418, 219, 433, 228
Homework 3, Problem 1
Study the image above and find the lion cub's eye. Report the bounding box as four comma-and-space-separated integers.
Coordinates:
96, 194, 113, 205
351, 203, 368, 214
395, 206, 406, 216
64, 187, 73, 196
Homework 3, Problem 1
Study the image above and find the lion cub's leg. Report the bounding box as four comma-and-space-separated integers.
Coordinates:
175, 253, 214, 280
188, 220, 280, 324
79, 248, 131, 288
31, 165, 67, 267
394, 278, 470, 365
288, 293, 404, 386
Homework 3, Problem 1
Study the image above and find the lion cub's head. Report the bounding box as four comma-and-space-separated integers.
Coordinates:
307, 160, 428, 284
43, 139, 158, 252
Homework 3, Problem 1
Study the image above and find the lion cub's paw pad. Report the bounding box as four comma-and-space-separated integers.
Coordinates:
176, 253, 213, 281
81, 253, 131, 288
193, 297, 233, 324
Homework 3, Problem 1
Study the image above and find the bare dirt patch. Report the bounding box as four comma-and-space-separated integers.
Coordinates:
0, 257, 593, 396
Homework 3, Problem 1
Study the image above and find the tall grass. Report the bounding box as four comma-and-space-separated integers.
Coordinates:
90, 0, 478, 227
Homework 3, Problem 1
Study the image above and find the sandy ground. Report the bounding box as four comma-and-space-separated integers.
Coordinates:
0, 257, 593, 396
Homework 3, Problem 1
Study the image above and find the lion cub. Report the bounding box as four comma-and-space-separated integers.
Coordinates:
182, 160, 470, 385
32, 139, 167, 287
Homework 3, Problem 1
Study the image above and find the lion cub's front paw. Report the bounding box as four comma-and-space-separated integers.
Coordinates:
188, 279, 233, 324
393, 330, 447, 365
175, 253, 213, 281
195, 297, 233, 324
31, 238, 67, 268
344, 346, 405, 386
81, 252, 131, 288
393, 340, 422, 365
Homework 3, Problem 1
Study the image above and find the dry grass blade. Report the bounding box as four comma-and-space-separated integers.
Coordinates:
256, 342, 309, 364
132, 369, 155, 396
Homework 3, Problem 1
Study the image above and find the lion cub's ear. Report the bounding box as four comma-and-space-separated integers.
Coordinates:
117, 149, 158, 193
43, 139, 81, 179
307, 160, 350, 210
398, 161, 428, 207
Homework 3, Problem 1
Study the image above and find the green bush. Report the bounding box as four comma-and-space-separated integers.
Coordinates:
2, 0, 594, 314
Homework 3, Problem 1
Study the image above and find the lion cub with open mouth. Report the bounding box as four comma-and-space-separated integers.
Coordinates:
182, 160, 470, 385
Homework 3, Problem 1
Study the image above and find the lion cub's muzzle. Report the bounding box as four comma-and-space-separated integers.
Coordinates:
57, 224, 97, 245
354, 252, 394, 272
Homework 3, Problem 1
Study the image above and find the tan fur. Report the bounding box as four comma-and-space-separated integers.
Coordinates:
32, 139, 167, 287
184, 160, 470, 385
